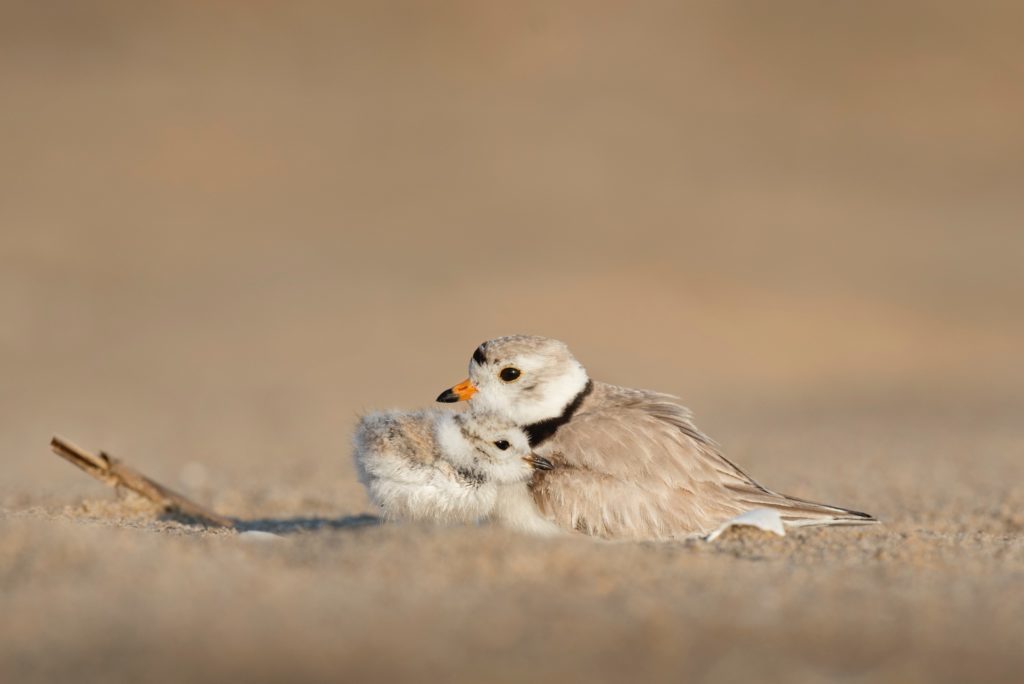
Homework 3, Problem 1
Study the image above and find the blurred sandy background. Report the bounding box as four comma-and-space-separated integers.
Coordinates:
2, 1, 1022, 682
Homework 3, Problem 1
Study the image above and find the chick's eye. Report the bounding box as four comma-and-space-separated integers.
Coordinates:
494, 440, 510, 451
499, 367, 521, 382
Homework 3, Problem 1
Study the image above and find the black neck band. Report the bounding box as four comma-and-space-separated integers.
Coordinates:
523, 380, 593, 447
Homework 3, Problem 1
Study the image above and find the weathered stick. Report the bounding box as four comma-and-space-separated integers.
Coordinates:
50, 436, 235, 528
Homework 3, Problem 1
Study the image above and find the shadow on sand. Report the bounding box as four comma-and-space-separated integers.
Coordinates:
232, 514, 381, 534
150, 511, 382, 534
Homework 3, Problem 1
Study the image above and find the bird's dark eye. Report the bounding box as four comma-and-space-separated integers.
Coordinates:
494, 440, 510, 451
499, 367, 521, 382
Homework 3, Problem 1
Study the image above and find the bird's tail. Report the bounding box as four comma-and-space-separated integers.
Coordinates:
730, 487, 879, 527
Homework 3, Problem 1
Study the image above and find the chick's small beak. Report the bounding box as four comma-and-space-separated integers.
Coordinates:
526, 455, 554, 471
436, 378, 477, 403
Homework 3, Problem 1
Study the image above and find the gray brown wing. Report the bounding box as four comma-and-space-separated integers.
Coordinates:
531, 387, 875, 538
530, 403, 751, 538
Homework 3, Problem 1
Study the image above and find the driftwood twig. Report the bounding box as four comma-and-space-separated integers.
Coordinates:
50, 436, 234, 528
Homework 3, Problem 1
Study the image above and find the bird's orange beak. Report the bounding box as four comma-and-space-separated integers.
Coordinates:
436, 378, 478, 403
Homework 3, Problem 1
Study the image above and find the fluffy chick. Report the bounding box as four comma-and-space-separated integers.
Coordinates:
353, 409, 557, 534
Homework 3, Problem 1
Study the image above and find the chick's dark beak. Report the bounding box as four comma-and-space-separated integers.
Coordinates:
526, 454, 554, 471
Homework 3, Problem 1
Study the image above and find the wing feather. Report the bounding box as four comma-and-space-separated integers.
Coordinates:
530, 383, 877, 538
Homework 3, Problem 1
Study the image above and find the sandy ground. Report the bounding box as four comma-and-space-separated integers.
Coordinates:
2, 2, 1023, 682
4, 399, 1024, 683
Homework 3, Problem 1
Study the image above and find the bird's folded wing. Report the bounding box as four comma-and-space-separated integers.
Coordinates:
530, 398, 761, 538
541, 391, 763, 490
531, 388, 876, 537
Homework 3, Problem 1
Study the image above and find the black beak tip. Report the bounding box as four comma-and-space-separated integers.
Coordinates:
436, 389, 459, 403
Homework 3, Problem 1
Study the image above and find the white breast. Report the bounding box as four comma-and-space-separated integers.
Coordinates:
491, 483, 563, 536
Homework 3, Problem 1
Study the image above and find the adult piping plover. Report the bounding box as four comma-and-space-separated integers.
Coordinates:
353, 409, 561, 535
437, 335, 877, 540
